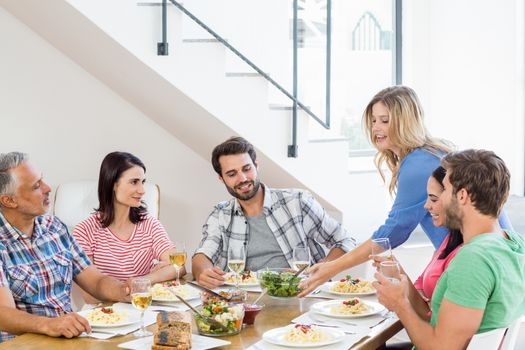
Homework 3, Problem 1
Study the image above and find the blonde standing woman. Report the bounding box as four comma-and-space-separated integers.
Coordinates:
299, 86, 454, 296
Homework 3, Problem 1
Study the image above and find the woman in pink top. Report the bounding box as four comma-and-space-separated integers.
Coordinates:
73, 152, 185, 294
415, 165, 463, 301
372, 166, 462, 320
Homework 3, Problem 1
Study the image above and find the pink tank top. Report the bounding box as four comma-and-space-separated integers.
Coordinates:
414, 234, 462, 299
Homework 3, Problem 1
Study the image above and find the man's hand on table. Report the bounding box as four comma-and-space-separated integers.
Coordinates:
42, 313, 91, 338
196, 266, 226, 288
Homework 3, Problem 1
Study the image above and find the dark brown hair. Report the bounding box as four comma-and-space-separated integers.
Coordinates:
442, 149, 510, 218
431, 166, 464, 259
96, 152, 147, 227
211, 137, 257, 175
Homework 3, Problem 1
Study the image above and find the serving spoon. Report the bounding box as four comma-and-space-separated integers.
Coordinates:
168, 290, 226, 332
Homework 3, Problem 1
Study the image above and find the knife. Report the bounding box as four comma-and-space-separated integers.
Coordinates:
186, 281, 231, 301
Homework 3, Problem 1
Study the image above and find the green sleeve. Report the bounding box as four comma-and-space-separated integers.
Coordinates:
442, 248, 495, 310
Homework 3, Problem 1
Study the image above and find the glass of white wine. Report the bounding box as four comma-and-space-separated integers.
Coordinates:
371, 238, 392, 259
131, 277, 153, 337
169, 242, 187, 284
292, 246, 311, 273
227, 244, 246, 290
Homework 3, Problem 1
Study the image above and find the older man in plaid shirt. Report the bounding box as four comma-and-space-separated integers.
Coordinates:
192, 137, 356, 288
0, 152, 130, 342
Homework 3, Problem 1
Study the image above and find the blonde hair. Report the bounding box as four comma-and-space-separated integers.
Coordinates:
363, 86, 453, 195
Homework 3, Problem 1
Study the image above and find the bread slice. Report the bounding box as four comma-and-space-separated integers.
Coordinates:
157, 311, 191, 328
153, 311, 192, 348
154, 330, 192, 347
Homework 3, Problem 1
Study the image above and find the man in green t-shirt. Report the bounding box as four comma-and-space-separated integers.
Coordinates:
373, 149, 525, 349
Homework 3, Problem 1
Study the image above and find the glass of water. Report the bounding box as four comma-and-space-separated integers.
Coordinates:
371, 238, 392, 259
379, 260, 401, 318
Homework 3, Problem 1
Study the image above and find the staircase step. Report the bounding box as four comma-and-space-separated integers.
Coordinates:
225, 72, 266, 78
182, 38, 223, 43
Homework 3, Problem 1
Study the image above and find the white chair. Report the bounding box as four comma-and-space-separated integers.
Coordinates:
53, 180, 160, 230
467, 318, 521, 350
52, 180, 160, 311
467, 327, 506, 350
500, 319, 522, 350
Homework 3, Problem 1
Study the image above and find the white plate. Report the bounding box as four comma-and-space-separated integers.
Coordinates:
223, 272, 259, 287
78, 307, 141, 328
310, 299, 385, 318
322, 281, 376, 296
151, 285, 201, 303
262, 325, 345, 348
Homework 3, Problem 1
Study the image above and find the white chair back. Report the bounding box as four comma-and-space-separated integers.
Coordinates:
53, 180, 160, 230
467, 327, 506, 350
500, 318, 522, 350
53, 180, 160, 312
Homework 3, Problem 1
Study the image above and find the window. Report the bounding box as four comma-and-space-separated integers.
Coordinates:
302, 0, 400, 157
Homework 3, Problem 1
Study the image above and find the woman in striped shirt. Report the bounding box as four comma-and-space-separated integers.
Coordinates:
73, 152, 184, 300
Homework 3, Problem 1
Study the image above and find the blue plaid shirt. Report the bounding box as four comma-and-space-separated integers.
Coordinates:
195, 185, 356, 270
0, 212, 91, 342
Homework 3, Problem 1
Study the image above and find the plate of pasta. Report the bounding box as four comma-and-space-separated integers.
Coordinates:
262, 324, 345, 347
310, 298, 385, 318
78, 307, 141, 328
323, 276, 376, 296
224, 271, 259, 287
151, 282, 200, 302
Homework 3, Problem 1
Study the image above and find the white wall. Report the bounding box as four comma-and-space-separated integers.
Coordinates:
404, 0, 525, 195
0, 7, 227, 264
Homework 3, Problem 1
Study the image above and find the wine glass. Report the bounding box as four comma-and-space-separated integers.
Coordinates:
131, 278, 153, 337
169, 242, 187, 284
371, 238, 392, 259
292, 246, 311, 273
227, 244, 246, 290
379, 260, 401, 318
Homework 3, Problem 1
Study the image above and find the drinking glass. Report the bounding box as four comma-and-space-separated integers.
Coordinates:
292, 246, 311, 273
131, 278, 152, 337
371, 238, 392, 259
227, 244, 246, 290
379, 260, 401, 318
379, 260, 401, 284
169, 242, 187, 284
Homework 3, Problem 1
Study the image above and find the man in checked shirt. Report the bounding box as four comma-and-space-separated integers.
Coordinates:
0, 152, 130, 341
192, 137, 356, 288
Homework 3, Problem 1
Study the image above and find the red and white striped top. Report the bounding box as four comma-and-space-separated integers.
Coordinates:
73, 214, 174, 281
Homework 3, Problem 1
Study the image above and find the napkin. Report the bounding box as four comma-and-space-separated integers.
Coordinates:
118, 334, 231, 350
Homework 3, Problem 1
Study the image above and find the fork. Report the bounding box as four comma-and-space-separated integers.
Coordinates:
368, 317, 388, 329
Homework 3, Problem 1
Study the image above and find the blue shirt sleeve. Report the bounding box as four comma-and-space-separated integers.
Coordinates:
498, 209, 513, 231
372, 149, 444, 248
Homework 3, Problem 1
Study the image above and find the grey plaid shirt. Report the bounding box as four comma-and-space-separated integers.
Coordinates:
195, 185, 356, 270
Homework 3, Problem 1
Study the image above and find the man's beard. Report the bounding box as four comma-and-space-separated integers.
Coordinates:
226, 178, 261, 201
444, 197, 463, 230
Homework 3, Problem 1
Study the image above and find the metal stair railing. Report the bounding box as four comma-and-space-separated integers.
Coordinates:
156, 0, 332, 157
